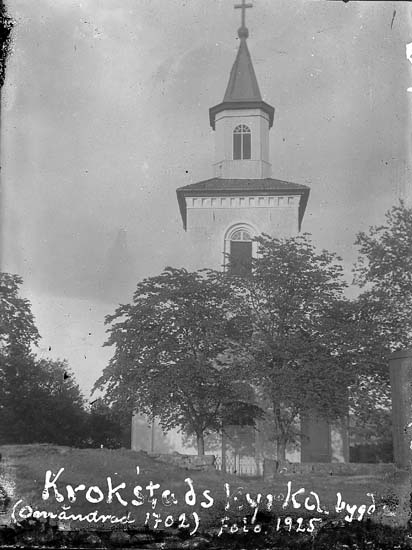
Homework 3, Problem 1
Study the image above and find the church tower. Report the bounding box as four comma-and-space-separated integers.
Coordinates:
131, 2, 348, 465
176, 2, 309, 274
175, 2, 349, 465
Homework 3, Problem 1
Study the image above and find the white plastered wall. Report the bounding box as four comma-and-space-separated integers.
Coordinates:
213, 108, 272, 179
184, 195, 300, 271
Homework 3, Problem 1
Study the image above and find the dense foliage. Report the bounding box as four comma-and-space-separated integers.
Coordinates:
349, 202, 412, 453
354, 201, 412, 351
95, 267, 261, 455
0, 273, 124, 447
232, 234, 358, 459
5, 203, 408, 458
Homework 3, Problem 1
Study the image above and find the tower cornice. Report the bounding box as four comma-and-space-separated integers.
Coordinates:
176, 177, 310, 231
209, 100, 275, 130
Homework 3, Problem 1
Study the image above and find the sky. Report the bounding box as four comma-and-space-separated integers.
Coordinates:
2, 0, 412, 396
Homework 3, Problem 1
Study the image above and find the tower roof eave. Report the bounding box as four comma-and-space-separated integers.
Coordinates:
176, 177, 310, 231
209, 100, 275, 130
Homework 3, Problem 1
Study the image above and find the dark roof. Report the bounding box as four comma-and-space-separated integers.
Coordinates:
223, 38, 262, 102
178, 177, 309, 193
176, 177, 310, 231
209, 36, 275, 129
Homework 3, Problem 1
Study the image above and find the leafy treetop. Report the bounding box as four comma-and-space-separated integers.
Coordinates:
95, 267, 259, 455
0, 273, 40, 356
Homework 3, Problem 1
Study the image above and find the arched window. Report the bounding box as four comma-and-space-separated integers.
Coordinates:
229, 228, 252, 277
230, 229, 252, 241
233, 124, 251, 160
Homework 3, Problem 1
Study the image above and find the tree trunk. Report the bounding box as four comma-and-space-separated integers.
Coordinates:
196, 432, 205, 456
221, 430, 227, 473
277, 438, 287, 462
273, 401, 287, 462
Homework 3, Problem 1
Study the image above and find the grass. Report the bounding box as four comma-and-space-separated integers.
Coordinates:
0, 444, 408, 536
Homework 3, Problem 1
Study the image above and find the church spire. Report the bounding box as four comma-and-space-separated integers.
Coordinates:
223, 35, 262, 103
223, 1, 262, 102
209, 2, 274, 130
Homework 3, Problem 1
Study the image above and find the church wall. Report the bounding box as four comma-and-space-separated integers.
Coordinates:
300, 416, 331, 462
389, 349, 412, 469
259, 116, 270, 170
214, 160, 272, 179
215, 108, 270, 160
213, 108, 271, 179
330, 421, 350, 463
185, 201, 300, 271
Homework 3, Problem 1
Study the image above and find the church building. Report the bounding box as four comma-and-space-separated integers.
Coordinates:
131, 1, 349, 467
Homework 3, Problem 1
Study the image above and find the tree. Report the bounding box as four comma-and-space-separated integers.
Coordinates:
350, 202, 412, 455
354, 201, 412, 351
0, 273, 39, 356
0, 273, 89, 446
234, 234, 354, 460
94, 267, 260, 455
1, 272, 40, 442
3, 357, 88, 446
85, 398, 128, 449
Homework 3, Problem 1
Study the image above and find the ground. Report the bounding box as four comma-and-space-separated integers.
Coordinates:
0, 445, 409, 540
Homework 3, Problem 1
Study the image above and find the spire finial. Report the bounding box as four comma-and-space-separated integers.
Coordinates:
235, 0, 253, 39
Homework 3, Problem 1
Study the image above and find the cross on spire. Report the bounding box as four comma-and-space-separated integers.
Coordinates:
235, 0, 253, 30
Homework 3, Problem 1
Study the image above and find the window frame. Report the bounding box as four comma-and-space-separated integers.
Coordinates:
233, 124, 251, 160
223, 223, 258, 273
